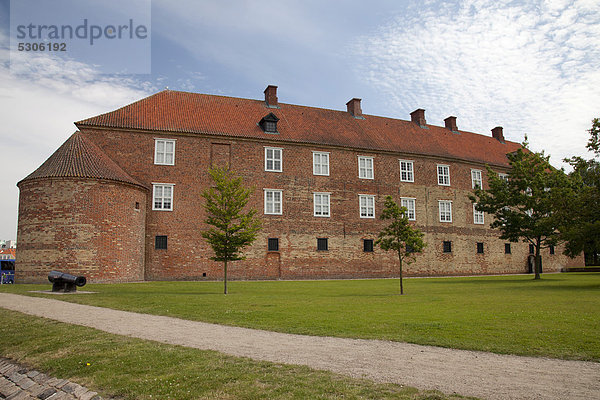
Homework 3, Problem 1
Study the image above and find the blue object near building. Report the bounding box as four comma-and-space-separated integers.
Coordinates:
1, 256, 15, 284
0, 270, 14, 284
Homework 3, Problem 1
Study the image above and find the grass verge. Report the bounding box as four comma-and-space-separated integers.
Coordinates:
3, 273, 600, 361
0, 309, 469, 400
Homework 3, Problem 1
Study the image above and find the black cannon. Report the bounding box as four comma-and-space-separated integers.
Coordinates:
48, 270, 86, 292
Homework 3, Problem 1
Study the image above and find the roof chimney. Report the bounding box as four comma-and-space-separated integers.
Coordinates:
264, 85, 278, 108
346, 98, 362, 118
410, 109, 426, 126
492, 126, 505, 143
444, 116, 458, 132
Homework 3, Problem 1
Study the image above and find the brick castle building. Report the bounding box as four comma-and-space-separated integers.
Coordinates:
16, 85, 581, 283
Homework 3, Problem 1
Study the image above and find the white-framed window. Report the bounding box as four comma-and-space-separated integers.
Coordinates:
471, 169, 482, 189
399, 160, 414, 182
438, 200, 452, 222
152, 184, 174, 211
358, 156, 374, 179
154, 139, 176, 165
264, 189, 282, 215
359, 194, 375, 218
437, 165, 450, 186
313, 151, 330, 176
401, 197, 416, 221
313, 192, 331, 217
499, 173, 509, 182
473, 204, 484, 224
265, 147, 282, 172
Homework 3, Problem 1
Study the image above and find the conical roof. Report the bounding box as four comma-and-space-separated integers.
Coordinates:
19, 131, 145, 188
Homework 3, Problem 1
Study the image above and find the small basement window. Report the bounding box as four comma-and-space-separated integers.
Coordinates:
443, 241, 452, 253
155, 235, 167, 250
363, 239, 374, 252
268, 238, 279, 252
317, 238, 328, 251
505, 243, 512, 254
259, 112, 280, 133
477, 242, 484, 254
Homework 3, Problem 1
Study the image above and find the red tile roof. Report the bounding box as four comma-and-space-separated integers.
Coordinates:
76, 90, 522, 167
0, 248, 16, 259
19, 131, 145, 188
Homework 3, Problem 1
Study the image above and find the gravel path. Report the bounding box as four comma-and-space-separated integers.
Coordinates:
2, 293, 599, 400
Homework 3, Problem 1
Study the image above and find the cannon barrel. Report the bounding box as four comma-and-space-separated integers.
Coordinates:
48, 270, 86, 286
48, 270, 86, 292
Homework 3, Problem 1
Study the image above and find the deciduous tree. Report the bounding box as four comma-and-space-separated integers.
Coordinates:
470, 142, 571, 279
201, 168, 261, 294
560, 118, 600, 264
376, 196, 426, 294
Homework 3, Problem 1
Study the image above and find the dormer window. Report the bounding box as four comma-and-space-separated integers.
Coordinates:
259, 113, 279, 134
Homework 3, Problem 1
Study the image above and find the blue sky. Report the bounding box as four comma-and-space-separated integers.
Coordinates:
1, 0, 599, 240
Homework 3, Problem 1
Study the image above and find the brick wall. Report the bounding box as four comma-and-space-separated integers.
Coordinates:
16, 178, 147, 283
77, 128, 582, 281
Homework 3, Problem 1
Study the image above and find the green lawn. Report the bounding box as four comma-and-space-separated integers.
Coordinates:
3, 273, 600, 361
0, 310, 467, 400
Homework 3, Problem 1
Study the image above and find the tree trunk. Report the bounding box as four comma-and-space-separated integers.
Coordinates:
534, 238, 541, 280
398, 252, 404, 295
224, 259, 228, 294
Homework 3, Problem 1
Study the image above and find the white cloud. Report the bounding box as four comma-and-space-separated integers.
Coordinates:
0, 33, 155, 240
353, 0, 600, 167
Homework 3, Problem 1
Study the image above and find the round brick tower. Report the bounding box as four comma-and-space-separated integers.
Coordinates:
16, 132, 148, 283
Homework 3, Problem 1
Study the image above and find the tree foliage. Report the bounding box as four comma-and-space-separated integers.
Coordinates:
201, 167, 262, 294
586, 117, 600, 154
560, 118, 600, 263
376, 196, 426, 294
470, 143, 572, 279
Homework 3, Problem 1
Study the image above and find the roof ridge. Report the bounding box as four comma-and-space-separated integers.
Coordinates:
119, 90, 515, 140
72, 89, 522, 167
